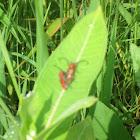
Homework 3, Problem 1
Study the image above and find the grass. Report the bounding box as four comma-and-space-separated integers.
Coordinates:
0, 0, 140, 139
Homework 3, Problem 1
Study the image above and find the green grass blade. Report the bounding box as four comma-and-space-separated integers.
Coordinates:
72, 0, 78, 21
0, 32, 21, 101
11, 52, 36, 67
0, 47, 6, 100
0, 48, 8, 131
102, 1, 119, 106
0, 8, 20, 43
34, 0, 49, 74
60, 0, 64, 41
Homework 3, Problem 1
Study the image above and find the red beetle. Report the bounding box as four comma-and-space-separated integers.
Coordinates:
59, 71, 68, 90
58, 59, 87, 90
58, 63, 76, 90
66, 63, 76, 85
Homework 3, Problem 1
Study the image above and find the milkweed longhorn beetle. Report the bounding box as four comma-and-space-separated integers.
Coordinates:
61, 58, 88, 86
58, 64, 75, 90
56, 58, 88, 90
59, 71, 68, 90
65, 63, 76, 85
55, 65, 69, 90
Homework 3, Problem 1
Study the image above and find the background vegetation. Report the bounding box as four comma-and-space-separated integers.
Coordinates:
0, 0, 140, 139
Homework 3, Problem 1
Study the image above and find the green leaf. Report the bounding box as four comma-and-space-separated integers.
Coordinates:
133, 124, 140, 140
90, 101, 132, 140
3, 117, 21, 140
130, 43, 140, 88
65, 117, 95, 140
20, 93, 36, 139
20, 6, 107, 139
88, 0, 100, 13
46, 18, 68, 40
119, 3, 132, 25
3, 126, 18, 140
52, 97, 98, 125
0, 107, 8, 131
46, 18, 61, 40
64, 19, 74, 32
36, 96, 98, 140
